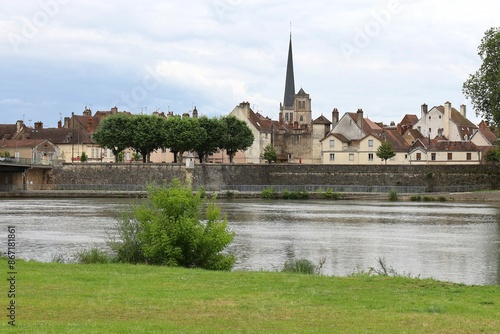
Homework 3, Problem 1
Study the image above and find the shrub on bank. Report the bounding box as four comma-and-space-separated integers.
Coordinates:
108, 179, 236, 271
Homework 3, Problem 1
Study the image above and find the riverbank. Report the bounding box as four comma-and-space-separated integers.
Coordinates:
2, 189, 500, 202
3, 260, 499, 333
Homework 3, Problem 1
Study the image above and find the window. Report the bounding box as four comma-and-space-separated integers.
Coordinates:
329, 153, 335, 161
368, 139, 374, 147
329, 140, 335, 148
429, 116, 431, 120
103, 149, 107, 158
431, 153, 436, 161
300, 116, 304, 122
416, 153, 421, 161
289, 113, 293, 122
285, 113, 289, 122
368, 153, 374, 161
447, 153, 453, 160
466, 153, 472, 160
349, 154, 354, 161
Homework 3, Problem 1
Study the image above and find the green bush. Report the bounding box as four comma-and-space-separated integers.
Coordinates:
111, 179, 235, 271
423, 196, 435, 202
388, 189, 398, 201
282, 189, 308, 200
282, 258, 316, 274
410, 195, 422, 201
438, 196, 447, 202
76, 248, 113, 264
324, 188, 341, 200
261, 186, 276, 199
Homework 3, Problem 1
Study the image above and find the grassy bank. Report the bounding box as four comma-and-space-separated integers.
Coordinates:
2, 260, 499, 333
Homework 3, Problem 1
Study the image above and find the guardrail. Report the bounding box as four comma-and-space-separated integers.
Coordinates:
0, 157, 54, 166
21, 184, 492, 193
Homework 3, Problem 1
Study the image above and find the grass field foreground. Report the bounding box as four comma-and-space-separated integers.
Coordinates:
2, 260, 499, 333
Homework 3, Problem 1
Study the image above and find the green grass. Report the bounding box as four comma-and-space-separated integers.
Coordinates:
3, 260, 500, 333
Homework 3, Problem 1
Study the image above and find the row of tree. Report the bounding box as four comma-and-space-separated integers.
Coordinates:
93, 114, 254, 163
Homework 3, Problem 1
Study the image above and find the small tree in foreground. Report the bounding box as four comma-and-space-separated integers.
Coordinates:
109, 179, 235, 270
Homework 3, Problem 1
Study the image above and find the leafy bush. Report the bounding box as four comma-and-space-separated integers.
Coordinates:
110, 179, 235, 271
76, 248, 113, 264
324, 188, 341, 200
261, 186, 276, 199
282, 258, 316, 274
423, 196, 435, 202
388, 189, 398, 201
410, 195, 422, 201
282, 189, 309, 200
438, 196, 447, 202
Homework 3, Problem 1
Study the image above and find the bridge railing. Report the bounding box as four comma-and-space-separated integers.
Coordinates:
0, 157, 53, 166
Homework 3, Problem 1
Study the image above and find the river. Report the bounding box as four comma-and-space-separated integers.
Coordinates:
0, 197, 498, 285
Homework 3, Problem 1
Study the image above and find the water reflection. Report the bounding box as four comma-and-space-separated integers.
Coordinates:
0, 198, 498, 285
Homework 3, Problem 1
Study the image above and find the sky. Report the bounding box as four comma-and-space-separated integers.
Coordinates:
1, 0, 499, 128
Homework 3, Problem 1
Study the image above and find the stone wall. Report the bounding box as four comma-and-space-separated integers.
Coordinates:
52, 163, 500, 192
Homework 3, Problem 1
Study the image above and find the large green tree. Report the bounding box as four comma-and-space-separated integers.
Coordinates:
463, 27, 500, 125
164, 116, 207, 163
129, 114, 167, 163
376, 140, 395, 164
221, 116, 254, 163
194, 116, 227, 163
93, 113, 132, 162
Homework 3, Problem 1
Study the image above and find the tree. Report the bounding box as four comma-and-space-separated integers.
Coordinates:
129, 114, 167, 163
376, 140, 395, 164
194, 116, 227, 163
261, 143, 278, 163
93, 113, 132, 162
220, 116, 254, 163
463, 27, 500, 126
485, 146, 500, 163
109, 179, 236, 270
164, 116, 207, 163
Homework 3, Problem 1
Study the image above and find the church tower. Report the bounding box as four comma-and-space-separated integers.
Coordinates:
279, 35, 312, 129
280, 35, 295, 124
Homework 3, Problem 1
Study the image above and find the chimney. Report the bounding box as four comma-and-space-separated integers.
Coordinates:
111, 106, 118, 114
421, 103, 428, 119
192, 106, 198, 118
460, 104, 466, 118
356, 108, 363, 129
83, 107, 91, 117
87, 117, 93, 132
332, 108, 339, 124
16, 120, 24, 132
444, 101, 451, 139
34, 121, 43, 130
58, 120, 62, 129
64, 117, 70, 128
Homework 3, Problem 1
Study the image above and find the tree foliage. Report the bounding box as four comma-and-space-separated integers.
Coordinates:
109, 179, 236, 270
164, 117, 207, 163
463, 27, 500, 126
261, 143, 278, 163
376, 140, 395, 163
195, 116, 227, 163
221, 116, 254, 163
129, 115, 167, 163
93, 114, 132, 162
485, 146, 500, 163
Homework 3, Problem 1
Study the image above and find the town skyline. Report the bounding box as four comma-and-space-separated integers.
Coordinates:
1, 1, 499, 127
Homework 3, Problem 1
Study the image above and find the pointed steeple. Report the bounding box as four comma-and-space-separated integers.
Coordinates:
283, 35, 295, 108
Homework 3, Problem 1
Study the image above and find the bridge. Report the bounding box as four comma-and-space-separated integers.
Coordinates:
0, 158, 53, 192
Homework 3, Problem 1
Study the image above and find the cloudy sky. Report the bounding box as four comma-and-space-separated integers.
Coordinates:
1, 0, 499, 128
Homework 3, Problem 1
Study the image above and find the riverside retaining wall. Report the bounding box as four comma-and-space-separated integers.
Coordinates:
52, 163, 500, 192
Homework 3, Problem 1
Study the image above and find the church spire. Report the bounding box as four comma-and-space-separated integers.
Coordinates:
283, 35, 295, 108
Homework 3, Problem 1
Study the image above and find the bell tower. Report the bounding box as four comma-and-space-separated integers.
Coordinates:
279, 34, 295, 124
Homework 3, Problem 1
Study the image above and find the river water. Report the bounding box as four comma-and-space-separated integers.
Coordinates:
0, 197, 498, 285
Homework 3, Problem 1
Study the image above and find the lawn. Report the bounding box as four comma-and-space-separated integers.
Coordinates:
2, 260, 499, 333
